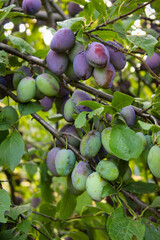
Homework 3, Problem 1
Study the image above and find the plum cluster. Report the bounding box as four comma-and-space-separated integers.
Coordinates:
46, 28, 126, 89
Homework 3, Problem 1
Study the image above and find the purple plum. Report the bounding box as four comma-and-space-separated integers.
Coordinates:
71, 89, 92, 113
68, 2, 83, 17
22, 0, 42, 15
46, 147, 60, 176
120, 105, 136, 128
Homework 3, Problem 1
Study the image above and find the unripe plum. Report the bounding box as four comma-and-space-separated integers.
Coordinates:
101, 127, 114, 154
46, 50, 68, 76
67, 174, 83, 195
22, 0, 42, 15
86, 172, 107, 202
46, 147, 60, 176
106, 41, 126, 70
36, 73, 59, 97
147, 145, 160, 178
40, 96, 53, 112
34, 86, 45, 100
120, 105, 135, 128
55, 149, 76, 176
1, 106, 19, 127
68, 2, 83, 17
73, 51, 93, 80
50, 28, 75, 52
93, 62, 115, 88
17, 77, 36, 102
13, 66, 32, 90
71, 161, 92, 191
96, 160, 119, 181
68, 42, 84, 62
0, 77, 8, 99
86, 42, 110, 68
62, 98, 75, 122
65, 62, 79, 81
80, 130, 101, 158
71, 89, 92, 113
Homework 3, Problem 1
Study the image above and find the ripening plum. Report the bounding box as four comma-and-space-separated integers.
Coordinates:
93, 62, 115, 88
17, 77, 36, 102
1, 106, 19, 127
36, 73, 59, 97
46, 147, 60, 176
86, 172, 107, 202
106, 41, 126, 70
86, 42, 110, 68
22, 0, 42, 15
147, 145, 160, 178
120, 105, 135, 128
71, 89, 92, 113
50, 28, 75, 52
68, 42, 84, 62
46, 50, 68, 76
57, 124, 80, 147
55, 149, 76, 176
65, 62, 79, 81
40, 96, 53, 111
68, 2, 83, 17
101, 127, 113, 155
80, 130, 101, 158
62, 98, 76, 122
71, 161, 92, 191
67, 174, 83, 195
96, 160, 119, 181
13, 66, 32, 90
0, 77, 8, 99
73, 51, 93, 80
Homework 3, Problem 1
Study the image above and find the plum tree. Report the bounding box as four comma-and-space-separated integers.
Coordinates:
120, 105, 136, 128
40, 96, 53, 111
71, 161, 92, 191
93, 62, 116, 88
22, 0, 42, 15
68, 2, 83, 17
50, 28, 75, 52
147, 145, 160, 178
68, 42, 84, 62
86, 42, 110, 68
71, 89, 92, 113
80, 130, 101, 158
46, 147, 60, 176
86, 172, 107, 201
73, 51, 93, 80
17, 77, 36, 102
55, 149, 76, 176
96, 160, 119, 181
46, 50, 69, 76
36, 73, 59, 97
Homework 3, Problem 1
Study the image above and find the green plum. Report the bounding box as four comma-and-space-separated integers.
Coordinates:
101, 127, 113, 154
17, 77, 36, 102
96, 160, 119, 181
147, 145, 160, 178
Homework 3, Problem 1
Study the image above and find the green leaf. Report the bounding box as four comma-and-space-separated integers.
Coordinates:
151, 196, 160, 207
107, 207, 145, 240
127, 35, 158, 58
138, 120, 160, 132
18, 102, 43, 116
88, 107, 104, 119
0, 189, 10, 223
25, 162, 38, 179
101, 182, 116, 198
59, 189, 77, 220
70, 0, 86, 6
109, 0, 122, 18
0, 50, 8, 65
48, 113, 63, 123
77, 100, 102, 110
110, 125, 143, 161
57, 17, 85, 29
69, 231, 89, 240
112, 91, 134, 110
96, 202, 114, 215
0, 229, 14, 240
123, 181, 157, 194
17, 219, 31, 234
0, 131, 25, 170
6, 204, 31, 220
8, 35, 35, 54
0, 4, 15, 21
76, 191, 92, 214
91, 0, 107, 16
0, 130, 9, 142
38, 203, 56, 223
74, 111, 88, 128
143, 219, 160, 240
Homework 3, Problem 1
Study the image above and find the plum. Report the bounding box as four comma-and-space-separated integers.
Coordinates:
36, 73, 59, 97
136, 132, 147, 151
0, 106, 19, 128
40, 96, 53, 112
5, 74, 14, 91
120, 105, 135, 128
73, 51, 93, 80
17, 77, 36, 102
65, 61, 79, 81
147, 145, 160, 178
22, 0, 42, 15
86, 42, 110, 68
93, 62, 115, 88
106, 41, 126, 70
71, 161, 92, 191
34, 86, 45, 100
46, 147, 60, 176
144, 52, 160, 70
62, 98, 76, 122
67, 174, 83, 195
101, 127, 113, 155
50, 28, 75, 52
96, 160, 119, 181
68, 2, 83, 17
68, 42, 84, 62
80, 130, 101, 158
86, 172, 107, 202
55, 149, 76, 176
57, 82, 70, 98
46, 50, 69, 76
71, 89, 92, 113
13, 66, 32, 90
0, 77, 8, 99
